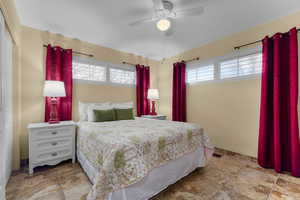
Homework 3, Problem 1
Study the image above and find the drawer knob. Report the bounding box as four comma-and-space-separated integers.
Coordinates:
52, 152, 58, 157
52, 142, 58, 146
52, 132, 57, 135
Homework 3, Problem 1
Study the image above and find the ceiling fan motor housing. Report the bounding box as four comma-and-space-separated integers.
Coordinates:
162, 0, 173, 11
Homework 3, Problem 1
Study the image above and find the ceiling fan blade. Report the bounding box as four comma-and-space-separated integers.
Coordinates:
164, 18, 174, 37
165, 28, 174, 36
152, 0, 164, 11
129, 17, 157, 26
173, 7, 204, 18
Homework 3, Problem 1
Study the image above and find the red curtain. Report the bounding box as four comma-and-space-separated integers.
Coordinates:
45, 45, 73, 122
172, 62, 186, 122
136, 64, 150, 116
258, 27, 300, 177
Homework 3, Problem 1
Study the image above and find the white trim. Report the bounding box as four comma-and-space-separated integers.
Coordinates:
0, 185, 5, 200
186, 46, 262, 85
188, 73, 260, 86
73, 56, 136, 87
109, 68, 136, 86
0, 8, 12, 200
73, 79, 136, 88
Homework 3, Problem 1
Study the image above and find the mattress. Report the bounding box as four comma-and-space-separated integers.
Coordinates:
77, 118, 214, 200
77, 147, 207, 200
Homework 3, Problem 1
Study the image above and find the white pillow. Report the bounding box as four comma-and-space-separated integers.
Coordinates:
112, 102, 134, 109
78, 101, 111, 121
87, 104, 113, 122
78, 102, 89, 121
112, 102, 136, 116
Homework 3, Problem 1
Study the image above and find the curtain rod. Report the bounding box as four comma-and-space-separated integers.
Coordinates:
123, 57, 200, 66
234, 28, 300, 50
182, 57, 200, 63
122, 61, 137, 66
43, 44, 94, 57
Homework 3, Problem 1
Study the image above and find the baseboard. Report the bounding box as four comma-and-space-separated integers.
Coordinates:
20, 159, 29, 168
214, 147, 257, 160
0, 183, 5, 200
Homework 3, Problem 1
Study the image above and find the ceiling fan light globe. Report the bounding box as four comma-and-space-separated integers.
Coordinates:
156, 19, 171, 31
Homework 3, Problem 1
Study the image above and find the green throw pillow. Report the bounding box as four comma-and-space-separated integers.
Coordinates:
93, 109, 116, 122
115, 108, 134, 120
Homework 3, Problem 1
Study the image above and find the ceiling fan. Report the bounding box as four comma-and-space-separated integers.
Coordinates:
129, 0, 205, 35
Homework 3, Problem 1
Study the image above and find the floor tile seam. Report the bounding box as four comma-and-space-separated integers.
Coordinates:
266, 173, 280, 200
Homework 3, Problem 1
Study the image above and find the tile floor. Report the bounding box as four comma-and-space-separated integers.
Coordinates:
6, 149, 300, 200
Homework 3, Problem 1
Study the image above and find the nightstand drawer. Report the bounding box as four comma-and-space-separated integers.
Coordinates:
31, 126, 73, 141
32, 148, 72, 164
32, 137, 72, 151
28, 121, 76, 174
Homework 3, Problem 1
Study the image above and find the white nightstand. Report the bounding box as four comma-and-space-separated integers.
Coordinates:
141, 115, 167, 120
28, 121, 76, 175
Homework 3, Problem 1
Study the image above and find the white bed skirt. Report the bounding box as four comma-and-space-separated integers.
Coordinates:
77, 147, 208, 200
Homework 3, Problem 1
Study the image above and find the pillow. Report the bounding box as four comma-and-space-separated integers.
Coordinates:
115, 108, 134, 121
94, 109, 116, 122
112, 102, 134, 109
78, 101, 89, 121
78, 101, 111, 121
112, 102, 136, 116
87, 104, 113, 122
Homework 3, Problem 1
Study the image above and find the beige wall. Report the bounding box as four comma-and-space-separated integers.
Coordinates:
19, 26, 159, 160
0, 0, 21, 44
4, 0, 300, 167
157, 11, 300, 157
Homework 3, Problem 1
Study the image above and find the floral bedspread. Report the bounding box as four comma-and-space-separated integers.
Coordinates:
77, 118, 214, 200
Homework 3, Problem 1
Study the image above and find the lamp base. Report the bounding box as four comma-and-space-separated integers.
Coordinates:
49, 97, 60, 124
48, 120, 60, 124
149, 101, 157, 116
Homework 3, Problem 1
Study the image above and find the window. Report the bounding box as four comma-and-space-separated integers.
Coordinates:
220, 59, 238, 79
110, 68, 136, 85
73, 62, 106, 82
72, 57, 136, 86
187, 65, 214, 83
220, 53, 262, 79
186, 50, 262, 84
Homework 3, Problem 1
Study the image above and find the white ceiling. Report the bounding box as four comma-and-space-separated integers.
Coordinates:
15, 0, 300, 60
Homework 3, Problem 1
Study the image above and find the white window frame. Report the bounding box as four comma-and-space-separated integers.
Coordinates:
73, 56, 136, 87
109, 67, 136, 86
186, 46, 262, 85
187, 62, 216, 84
73, 61, 107, 84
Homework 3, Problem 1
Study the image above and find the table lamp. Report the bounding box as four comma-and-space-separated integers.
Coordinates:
148, 89, 159, 115
43, 81, 66, 123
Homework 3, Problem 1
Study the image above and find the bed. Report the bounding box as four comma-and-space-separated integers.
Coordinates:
76, 111, 214, 200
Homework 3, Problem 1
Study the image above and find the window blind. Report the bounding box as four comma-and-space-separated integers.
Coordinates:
186, 50, 262, 84
110, 68, 136, 85
72, 58, 136, 86
73, 62, 106, 82
187, 65, 214, 83
220, 53, 262, 79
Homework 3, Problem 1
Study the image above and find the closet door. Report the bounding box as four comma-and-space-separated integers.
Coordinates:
0, 9, 13, 199
3, 26, 13, 184
0, 11, 3, 199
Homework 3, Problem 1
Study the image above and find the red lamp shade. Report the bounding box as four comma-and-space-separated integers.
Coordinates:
43, 81, 66, 123
148, 89, 159, 115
